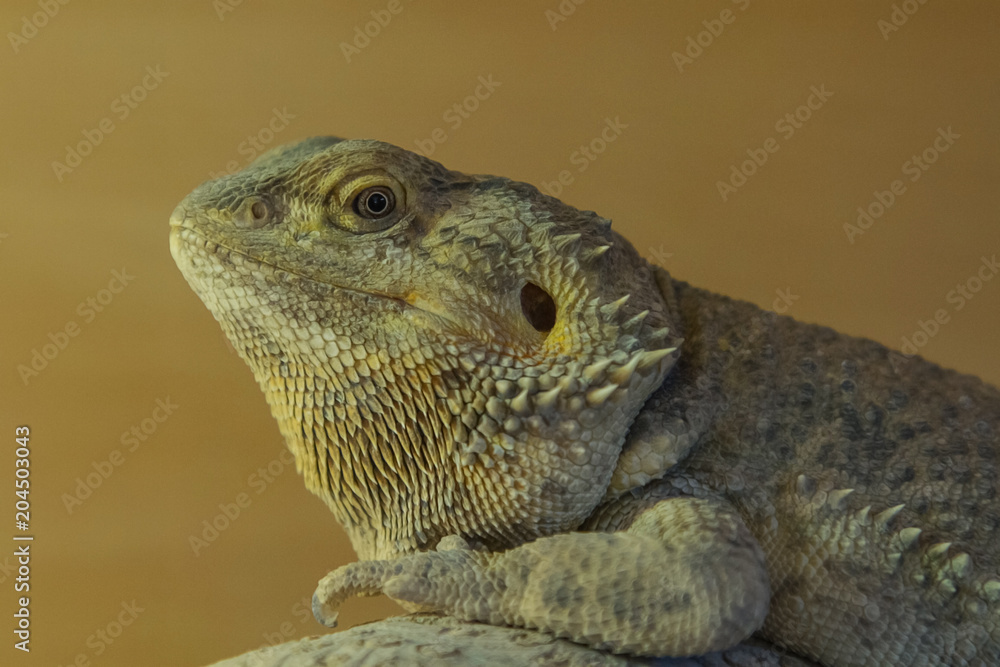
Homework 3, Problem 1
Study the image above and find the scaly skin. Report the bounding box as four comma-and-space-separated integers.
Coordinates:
171, 136, 1000, 665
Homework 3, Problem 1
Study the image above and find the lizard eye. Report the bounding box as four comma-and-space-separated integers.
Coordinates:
331, 174, 406, 233
353, 186, 395, 219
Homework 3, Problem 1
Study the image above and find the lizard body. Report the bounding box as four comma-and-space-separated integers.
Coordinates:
171, 136, 1000, 665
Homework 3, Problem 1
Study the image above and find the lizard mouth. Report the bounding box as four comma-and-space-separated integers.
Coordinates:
169, 222, 411, 310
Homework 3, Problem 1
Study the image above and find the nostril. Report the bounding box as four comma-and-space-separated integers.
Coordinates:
250, 200, 268, 221
235, 196, 274, 229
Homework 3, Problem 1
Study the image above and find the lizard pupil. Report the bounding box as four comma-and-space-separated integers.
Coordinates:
520, 282, 556, 333
355, 187, 395, 219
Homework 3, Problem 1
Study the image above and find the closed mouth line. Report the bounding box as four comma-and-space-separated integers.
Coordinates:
173, 225, 410, 309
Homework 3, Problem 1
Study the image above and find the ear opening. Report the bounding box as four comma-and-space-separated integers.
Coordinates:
520, 282, 556, 333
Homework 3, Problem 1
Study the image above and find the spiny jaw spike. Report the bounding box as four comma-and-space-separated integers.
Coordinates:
511, 388, 532, 415
827, 488, 854, 509
637, 347, 676, 371
609, 354, 641, 386
536, 385, 562, 409
583, 358, 613, 383
586, 383, 619, 407
648, 327, 670, 341
584, 245, 612, 262
599, 295, 630, 318
875, 504, 905, 529
946, 553, 971, 579
927, 542, 952, 559
896, 527, 922, 550
622, 310, 649, 331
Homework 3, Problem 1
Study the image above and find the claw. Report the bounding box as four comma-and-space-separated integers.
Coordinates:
312, 561, 391, 628
312, 591, 340, 628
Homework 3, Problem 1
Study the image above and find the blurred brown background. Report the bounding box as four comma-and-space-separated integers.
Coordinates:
1, 1, 998, 665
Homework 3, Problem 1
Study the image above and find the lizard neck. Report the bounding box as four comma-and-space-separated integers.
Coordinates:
259, 354, 631, 559
244, 312, 666, 560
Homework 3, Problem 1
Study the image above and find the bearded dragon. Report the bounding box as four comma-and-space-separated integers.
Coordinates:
170, 136, 1000, 665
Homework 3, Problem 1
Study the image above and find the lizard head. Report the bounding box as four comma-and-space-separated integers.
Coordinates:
170, 137, 680, 559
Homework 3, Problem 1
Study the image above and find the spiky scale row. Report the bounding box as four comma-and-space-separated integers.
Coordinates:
799, 480, 986, 605
790, 477, 966, 586
439, 281, 678, 470
432, 271, 680, 469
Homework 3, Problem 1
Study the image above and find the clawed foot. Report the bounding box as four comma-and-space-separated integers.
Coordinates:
312, 535, 495, 627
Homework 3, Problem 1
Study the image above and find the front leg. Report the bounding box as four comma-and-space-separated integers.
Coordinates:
314, 496, 770, 657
